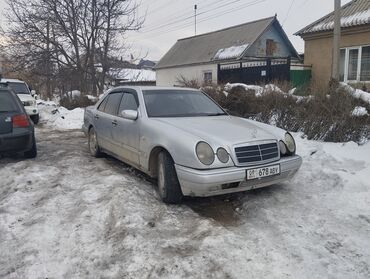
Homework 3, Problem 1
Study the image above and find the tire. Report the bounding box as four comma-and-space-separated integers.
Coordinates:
88, 127, 102, 157
157, 151, 183, 204
31, 114, 39, 125
24, 135, 37, 158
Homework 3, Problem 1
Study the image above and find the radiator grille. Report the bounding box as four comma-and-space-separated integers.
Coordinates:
235, 142, 279, 164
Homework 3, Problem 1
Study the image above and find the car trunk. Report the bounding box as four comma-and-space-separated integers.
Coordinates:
0, 91, 21, 135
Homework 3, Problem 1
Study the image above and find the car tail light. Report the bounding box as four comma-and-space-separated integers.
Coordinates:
12, 114, 30, 128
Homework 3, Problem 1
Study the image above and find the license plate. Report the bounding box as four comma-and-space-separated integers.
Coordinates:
246, 165, 280, 180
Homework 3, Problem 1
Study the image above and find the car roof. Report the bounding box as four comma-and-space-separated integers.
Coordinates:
110, 86, 199, 92
0, 78, 26, 84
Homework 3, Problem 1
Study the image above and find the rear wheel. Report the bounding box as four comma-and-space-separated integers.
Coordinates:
157, 151, 183, 204
24, 135, 37, 158
31, 114, 39, 125
88, 127, 102, 157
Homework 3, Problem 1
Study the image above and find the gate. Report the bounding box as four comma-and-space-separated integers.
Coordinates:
218, 57, 291, 84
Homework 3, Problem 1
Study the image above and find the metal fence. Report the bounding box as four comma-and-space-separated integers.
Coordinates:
218, 57, 291, 84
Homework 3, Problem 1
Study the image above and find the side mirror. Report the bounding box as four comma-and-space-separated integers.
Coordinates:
31, 90, 36, 96
121, 110, 138, 120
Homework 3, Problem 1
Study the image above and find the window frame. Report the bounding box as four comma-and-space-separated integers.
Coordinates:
203, 71, 213, 84
100, 91, 124, 116
341, 44, 370, 83
118, 91, 139, 117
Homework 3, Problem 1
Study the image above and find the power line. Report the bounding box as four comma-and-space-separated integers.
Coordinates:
136, 0, 266, 40
140, 0, 232, 31
282, 0, 295, 25
140, 0, 247, 34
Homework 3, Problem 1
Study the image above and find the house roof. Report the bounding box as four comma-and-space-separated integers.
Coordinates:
295, 0, 370, 36
110, 68, 156, 82
155, 17, 278, 69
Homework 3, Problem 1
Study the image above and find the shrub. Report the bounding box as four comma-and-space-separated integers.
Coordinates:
60, 95, 97, 110
176, 77, 370, 143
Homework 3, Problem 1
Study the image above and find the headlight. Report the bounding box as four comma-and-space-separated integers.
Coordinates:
196, 142, 215, 165
279, 140, 287, 155
217, 147, 229, 163
284, 132, 296, 154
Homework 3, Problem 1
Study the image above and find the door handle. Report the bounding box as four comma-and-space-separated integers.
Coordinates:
112, 120, 117, 126
94, 114, 99, 120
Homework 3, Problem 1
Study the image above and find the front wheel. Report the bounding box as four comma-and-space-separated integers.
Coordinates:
157, 151, 183, 204
88, 127, 102, 157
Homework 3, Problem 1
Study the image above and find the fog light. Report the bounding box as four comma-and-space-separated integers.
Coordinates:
217, 147, 229, 163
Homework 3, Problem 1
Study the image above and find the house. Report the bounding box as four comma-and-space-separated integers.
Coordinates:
295, 0, 370, 87
138, 59, 157, 70
109, 68, 156, 86
155, 16, 301, 86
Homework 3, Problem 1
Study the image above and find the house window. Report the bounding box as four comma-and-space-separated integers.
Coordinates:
361, 46, 370, 81
340, 45, 370, 82
203, 71, 212, 84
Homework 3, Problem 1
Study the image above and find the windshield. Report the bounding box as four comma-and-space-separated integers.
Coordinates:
143, 89, 226, 117
7, 82, 30, 95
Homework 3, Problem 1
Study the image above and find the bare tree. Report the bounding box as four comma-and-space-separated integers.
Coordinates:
1, 0, 143, 98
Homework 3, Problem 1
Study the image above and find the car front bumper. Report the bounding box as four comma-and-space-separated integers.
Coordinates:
175, 155, 302, 197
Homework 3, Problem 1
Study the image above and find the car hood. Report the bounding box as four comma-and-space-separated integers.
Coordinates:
17, 94, 35, 102
154, 116, 283, 145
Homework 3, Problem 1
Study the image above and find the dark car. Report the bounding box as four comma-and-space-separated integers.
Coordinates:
0, 87, 37, 158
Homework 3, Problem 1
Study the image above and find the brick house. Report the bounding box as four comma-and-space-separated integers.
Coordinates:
295, 0, 370, 87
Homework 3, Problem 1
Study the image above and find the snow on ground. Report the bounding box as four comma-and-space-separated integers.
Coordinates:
37, 101, 84, 130
0, 125, 370, 278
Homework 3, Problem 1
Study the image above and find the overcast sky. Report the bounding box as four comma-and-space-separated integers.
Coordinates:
0, 0, 352, 61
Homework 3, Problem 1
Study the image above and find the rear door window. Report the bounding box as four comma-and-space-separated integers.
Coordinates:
0, 92, 19, 112
104, 92, 123, 115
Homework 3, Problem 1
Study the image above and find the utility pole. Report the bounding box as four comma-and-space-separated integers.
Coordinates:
194, 4, 197, 36
332, 0, 341, 80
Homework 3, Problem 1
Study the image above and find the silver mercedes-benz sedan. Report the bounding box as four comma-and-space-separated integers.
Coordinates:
83, 86, 302, 203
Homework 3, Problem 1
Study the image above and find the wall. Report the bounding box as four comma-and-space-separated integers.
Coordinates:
302, 27, 370, 86
156, 63, 218, 86
246, 24, 293, 58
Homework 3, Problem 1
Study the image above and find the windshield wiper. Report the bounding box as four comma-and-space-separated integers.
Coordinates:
205, 112, 228, 116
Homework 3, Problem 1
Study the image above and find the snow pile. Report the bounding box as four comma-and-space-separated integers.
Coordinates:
224, 82, 302, 99
214, 44, 249, 60
66, 90, 81, 99
340, 82, 370, 104
352, 106, 369, 117
225, 83, 264, 95
37, 101, 84, 130
86, 94, 98, 102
